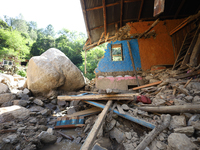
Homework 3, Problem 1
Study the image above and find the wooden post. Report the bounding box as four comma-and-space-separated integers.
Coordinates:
80, 100, 112, 150
120, 0, 123, 27
103, 0, 107, 36
138, 0, 144, 21
84, 50, 87, 74
127, 41, 140, 87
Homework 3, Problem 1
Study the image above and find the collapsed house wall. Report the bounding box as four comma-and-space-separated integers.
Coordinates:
127, 19, 184, 70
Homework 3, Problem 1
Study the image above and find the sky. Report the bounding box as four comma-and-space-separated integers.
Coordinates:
0, 0, 87, 35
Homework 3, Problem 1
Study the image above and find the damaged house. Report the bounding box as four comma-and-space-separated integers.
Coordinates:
81, 0, 200, 91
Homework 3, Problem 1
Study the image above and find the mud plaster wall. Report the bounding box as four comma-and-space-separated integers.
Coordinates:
127, 19, 184, 70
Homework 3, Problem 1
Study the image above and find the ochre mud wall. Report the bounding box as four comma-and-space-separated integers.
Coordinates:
127, 19, 184, 70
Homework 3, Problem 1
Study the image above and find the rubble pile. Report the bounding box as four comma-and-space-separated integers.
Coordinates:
1, 66, 200, 150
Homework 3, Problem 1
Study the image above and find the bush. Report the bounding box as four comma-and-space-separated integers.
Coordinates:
17, 70, 27, 77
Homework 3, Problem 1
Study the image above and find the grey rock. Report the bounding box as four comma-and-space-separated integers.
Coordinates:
167, 133, 197, 150
27, 126, 38, 132
6, 134, 19, 144
193, 96, 200, 103
188, 114, 200, 126
156, 141, 167, 150
17, 126, 26, 133
1, 101, 13, 107
169, 115, 186, 129
39, 118, 47, 125
110, 127, 125, 143
184, 96, 193, 102
67, 107, 76, 115
29, 106, 44, 112
145, 75, 153, 80
29, 118, 37, 124
45, 103, 56, 110
13, 100, 27, 107
123, 143, 134, 150
47, 128, 54, 135
191, 121, 200, 130
106, 119, 116, 131
38, 131, 57, 144
0, 105, 30, 123
125, 132, 132, 140
92, 137, 112, 150
75, 137, 82, 144
174, 126, 194, 136
2, 138, 10, 143
0, 93, 16, 104
20, 94, 29, 100
37, 125, 48, 131
121, 104, 129, 110
23, 88, 31, 95
33, 98, 44, 106
57, 100, 66, 106
0, 83, 10, 94
152, 98, 166, 106
186, 82, 200, 91
51, 99, 57, 105
131, 136, 139, 142
40, 109, 51, 116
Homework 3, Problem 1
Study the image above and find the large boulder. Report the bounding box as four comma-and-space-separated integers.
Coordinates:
27, 48, 85, 96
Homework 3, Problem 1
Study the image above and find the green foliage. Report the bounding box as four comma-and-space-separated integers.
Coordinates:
0, 28, 30, 60
17, 69, 26, 77
79, 46, 105, 80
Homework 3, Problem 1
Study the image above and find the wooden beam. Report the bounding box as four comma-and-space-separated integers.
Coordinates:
103, 0, 107, 36
174, 0, 186, 19
86, 1, 120, 11
97, 32, 104, 46
105, 32, 109, 42
91, 21, 120, 31
132, 81, 162, 90
84, 50, 87, 74
84, 100, 155, 129
139, 105, 200, 114
80, 0, 92, 44
174, 70, 200, 79
138, 0, 144, 20
127, 41, 140, 87
86, 0, 141, 11
58, 93, 138, 101
120, 0, 123, 27
80, 100, 112, 150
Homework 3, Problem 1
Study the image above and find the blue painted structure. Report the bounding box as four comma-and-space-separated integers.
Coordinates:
84, 100, 155, 129
95, 39, 142, 74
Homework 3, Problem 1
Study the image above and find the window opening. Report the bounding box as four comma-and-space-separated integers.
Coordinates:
111, 44, 123, 61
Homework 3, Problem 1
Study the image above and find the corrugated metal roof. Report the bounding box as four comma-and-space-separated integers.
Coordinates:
80, 0, 200, 50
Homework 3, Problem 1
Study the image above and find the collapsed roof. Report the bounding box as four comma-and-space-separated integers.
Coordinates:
80, 0, 200, 50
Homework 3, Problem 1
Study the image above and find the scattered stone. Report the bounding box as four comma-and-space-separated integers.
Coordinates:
13, 100, 27, 107
191, 121, 200, 130
40, 109, 51, 116
174, 126, 194, 136
193, 96, 200, 103
57, 100, 66, 106
184, 96, 193, 102
38, 131, 57, 144
33, 98, 44, 106
0, 93, 16, 105
121, 104, 129, 110
110, 127, 125, 143
29, 106, 44, 112
167, 133, 197, 150
0, 105, 30, 123
106, 119, 116, 131
47, 128, 54, 135
156, 141, 167, 150
1, 101, 13, 107
23, 88, 31, 95
152, 98, 166, 106
186, 82, 200, 91
29, 118, 37, 124
125, 132, 132, 140
75, 137, 82, 144
123, 143, 134, 150
20, 94, 29, 100
0, 83, 10, 94
67, 107, 76, 115
169, 115, 186, 129
188, 115, 200, 126
5, 134, 19, 144
51, 99, 57, 105
45, 103, 57, 110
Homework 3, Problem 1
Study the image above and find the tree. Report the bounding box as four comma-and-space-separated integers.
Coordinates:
44, 24, 55, 38
79, 46, 105, 79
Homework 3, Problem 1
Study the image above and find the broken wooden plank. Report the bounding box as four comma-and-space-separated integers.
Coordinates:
84, 100, 155, 129
57, 131, 74, 140
138, 104, 200, 113
0, 129, 16, 134
132, 81, 162, 91
80, 100, 112, 150
184, 78, 193, 88
135, 115, 171, 150
58, 93, 138, 101
117, 104, 125, 114
138, 19, 159, 38
174, 70, 200, 79
59, 107, 102, 119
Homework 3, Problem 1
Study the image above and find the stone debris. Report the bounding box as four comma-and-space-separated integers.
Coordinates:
1, 61, 200, 150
